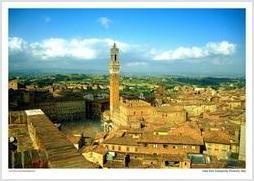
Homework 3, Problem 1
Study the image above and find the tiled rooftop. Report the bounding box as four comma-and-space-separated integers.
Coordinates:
26, 111, 98, 168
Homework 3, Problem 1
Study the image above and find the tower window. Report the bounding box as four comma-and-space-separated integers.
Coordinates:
114, 54, 117, 61
163, 144, 168, 148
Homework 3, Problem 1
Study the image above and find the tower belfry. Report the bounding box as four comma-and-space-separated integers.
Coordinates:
109, 43, 120, 116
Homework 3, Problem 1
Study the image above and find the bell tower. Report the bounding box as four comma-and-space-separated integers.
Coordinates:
109, 43, 120, 116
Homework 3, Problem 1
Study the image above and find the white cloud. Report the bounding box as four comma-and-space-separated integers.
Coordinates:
206, 41, 236, 55
97, 17, 112, 29
9, 37, 134, 61
9, 37, 27, 52
30, 38, 98, 60
30, 38, 102, 60
8, 37, 237, 65
153, 41, 236, 61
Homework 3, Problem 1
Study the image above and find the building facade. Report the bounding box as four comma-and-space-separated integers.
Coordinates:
36, 100, 86, 122
105, 44, 186, 130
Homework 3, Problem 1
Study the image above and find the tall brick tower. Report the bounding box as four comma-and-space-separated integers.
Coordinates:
109, 43, 120, 116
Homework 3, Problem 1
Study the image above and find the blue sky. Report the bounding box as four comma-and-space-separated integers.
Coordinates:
9, 8, 245, 76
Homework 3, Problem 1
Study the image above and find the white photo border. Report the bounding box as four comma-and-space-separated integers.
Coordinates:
1, 1, 253, 180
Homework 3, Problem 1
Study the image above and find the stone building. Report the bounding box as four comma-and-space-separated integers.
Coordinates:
81, 145, 107, 167
8, 109, 98, 168
85, 99, 109, 120
203, 130, 232, 160
238, 122, 246, 161
36, 100, 86, 122
9, 79, 25, 90
101, 124, 203, 168
104, 44, 186, 130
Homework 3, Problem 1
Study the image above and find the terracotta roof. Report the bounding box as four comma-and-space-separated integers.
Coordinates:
139, 133, 203, 145
80, 145, 94, 153
26, 112, 98, 168
203, 131, 231, 145
66, 135, 81, 144
126, 128, 146, 134
95, 132, 108, 140
80, 145, 107, 155
94, 145, 108, 154
104, 124, 204, 146
103, 136, 139, 146
142, 153, 188, 162
139, 124, 204, 145
169, 124, 201, 135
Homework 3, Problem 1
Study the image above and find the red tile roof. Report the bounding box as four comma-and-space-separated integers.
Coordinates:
203, 131, 231, 145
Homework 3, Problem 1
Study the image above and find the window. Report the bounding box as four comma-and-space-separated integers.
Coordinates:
163, 144, 168, 148
134, 111, 136, 115
173, 146, 178, 149
183, 145, 187, 149
153, 144, 157, 148
135, 148, 138, 152
191, 146, 195, 150
118, 146, 121, 151
112, 146, 115, 150
126, 147, 129, 151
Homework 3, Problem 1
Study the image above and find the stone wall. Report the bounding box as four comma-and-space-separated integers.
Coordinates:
36, 100, 86, 122
9, 111, 27, 124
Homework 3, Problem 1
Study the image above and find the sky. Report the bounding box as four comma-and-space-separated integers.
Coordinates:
9, 8, 245, 76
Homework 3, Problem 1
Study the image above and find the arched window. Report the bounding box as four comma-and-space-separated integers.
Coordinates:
114, 54, 117, 61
